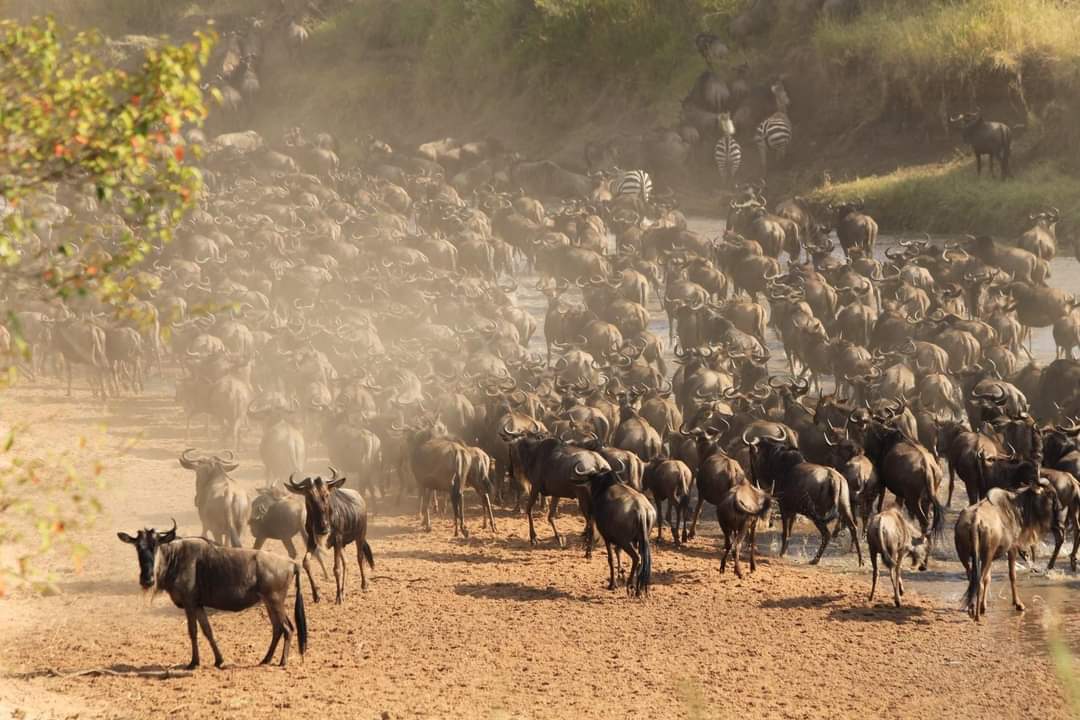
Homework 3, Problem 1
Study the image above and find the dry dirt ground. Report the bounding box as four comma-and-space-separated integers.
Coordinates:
0, 382, 1074, 720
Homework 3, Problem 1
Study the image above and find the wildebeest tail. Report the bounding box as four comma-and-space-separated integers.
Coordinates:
294, 566, 308, 656
636, 513, 652, 597
361, 540, 375, 569
929, 489, 946, 541
961, 520, 980, 612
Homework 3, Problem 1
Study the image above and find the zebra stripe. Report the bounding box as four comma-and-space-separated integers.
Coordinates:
755, 112, 792, 156
713, 136, 742, 180
611, 170, 653, 203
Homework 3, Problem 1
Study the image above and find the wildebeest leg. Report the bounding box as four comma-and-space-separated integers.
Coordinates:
260, 597, 284, 665
748, 521, 758, 573
732, 527, 745, 579
421, 488, 433, 532
184, 609, 201, 669
810, 520, 832, 565
605, 541, 617, 590
356, 539, 369, 590
526, 488, 541, 546
891, 559, 902, 607
654, 497, 664, 543
974, 152, 982, 176
302, 553, 321, 603
688, 497, 705, 540
333, 547, 345, 604
1046, 523, 1064, 571
779, 512, 795, 557
195, 608, 225, 668
482, 493, 497, 533
621, 542, 641, 597
65, 359, 73, 397
719, 528, 733, 575
1007, 548, 1024, 612
547, 496, 564, 548
946, 463, 955, 507
868, 546, 879, 602
254, 536, 267, 551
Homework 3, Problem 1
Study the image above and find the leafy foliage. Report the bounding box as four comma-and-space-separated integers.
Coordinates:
0, 16, 213, 593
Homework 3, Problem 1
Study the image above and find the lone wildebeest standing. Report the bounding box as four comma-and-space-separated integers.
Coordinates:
717, 482, 771, 579
287, 468, 374, 604
955, 480, 1060, 621
867, 507, 926, 608
118, 521, 307, 668
571, 463, 656, 597
949, 110, 1013, 179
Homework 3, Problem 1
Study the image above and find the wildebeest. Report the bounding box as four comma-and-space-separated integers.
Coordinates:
286, 468, 374, 604
949, 110, 1012, 179
571, 463, 655, 596
178, 449, 250, 547
748, 432, 862, 565
249, 485, 329, 586
643, 457, 693, 544
866, 507, 925, 608
716, 481, 771, 578
118, 521, 307, 668
955, 480, 1060, 621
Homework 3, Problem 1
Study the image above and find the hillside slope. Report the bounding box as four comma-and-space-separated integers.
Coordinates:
22, 0, 1080, 231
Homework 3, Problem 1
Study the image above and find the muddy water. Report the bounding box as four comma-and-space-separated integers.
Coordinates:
513, 216, 1080, 655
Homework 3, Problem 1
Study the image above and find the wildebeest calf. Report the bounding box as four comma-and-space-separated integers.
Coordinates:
118, 521, 307, 668
643, 457, 692, 545
717, 481, 771, 578
867, 507, 926, 608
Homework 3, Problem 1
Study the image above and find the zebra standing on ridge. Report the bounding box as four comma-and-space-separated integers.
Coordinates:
754, 80, 792, 177
610, 169, 653, 204
713, 112, 741, 185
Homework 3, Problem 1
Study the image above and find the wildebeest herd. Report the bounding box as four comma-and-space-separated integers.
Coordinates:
14, 113, 1080, 669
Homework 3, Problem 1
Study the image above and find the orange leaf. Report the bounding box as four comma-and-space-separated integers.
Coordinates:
53, 143, 64, 158
174, 146, 185, 162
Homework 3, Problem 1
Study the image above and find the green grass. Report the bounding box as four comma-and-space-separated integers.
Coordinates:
811, 159, 1080, 236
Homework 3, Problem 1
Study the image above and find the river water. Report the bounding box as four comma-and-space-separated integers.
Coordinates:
512, 216, 1080, 655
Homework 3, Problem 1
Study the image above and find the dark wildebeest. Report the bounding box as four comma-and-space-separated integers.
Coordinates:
502, 426, 610, 551
955, 480, 1059, 621
178, 449, 250, 548
286, 468, 374, 604
747, 431, 863, 566
716, 482, 771, 579
949, 110, 1012, 179
570, 463, 656, 597
867, 507, 926, 608
643, 457, 693, 545
118, 521, 307, 668
856, 417, 945, 568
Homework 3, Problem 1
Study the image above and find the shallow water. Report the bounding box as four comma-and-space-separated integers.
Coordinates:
512, 216, 1080, 653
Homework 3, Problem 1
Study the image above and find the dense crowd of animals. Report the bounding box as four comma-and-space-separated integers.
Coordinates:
9, 19, 1080, 668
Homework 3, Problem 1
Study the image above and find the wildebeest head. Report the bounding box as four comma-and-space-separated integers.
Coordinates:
178, 448, 239, 483
286, 466, 347, 542
117, 519, 178, 589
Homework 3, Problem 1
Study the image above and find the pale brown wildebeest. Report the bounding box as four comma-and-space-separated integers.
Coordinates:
867, 507, 926, 608
716, 482, 771, 579
118, 521, 307, 668
955, 479, 1060, 621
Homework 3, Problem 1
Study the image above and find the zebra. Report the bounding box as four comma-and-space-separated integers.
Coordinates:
610, 169, 653, 204
754, 81, 792, 176
713, 112, 741, 185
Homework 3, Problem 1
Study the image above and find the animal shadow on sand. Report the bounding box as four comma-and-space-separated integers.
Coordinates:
454, 581, 576, 602
380, 548, 506, 565
760, 593, 845, 610
827, 604, 932, 625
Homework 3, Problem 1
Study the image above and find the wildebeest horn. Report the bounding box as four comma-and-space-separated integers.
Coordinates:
572, 461, 592, 476
741, 429, 759, 447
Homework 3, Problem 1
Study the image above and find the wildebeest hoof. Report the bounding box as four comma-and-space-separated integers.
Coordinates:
186, 661, 199, 671
1015, 602, 1025, 612
918, 563, 928, 572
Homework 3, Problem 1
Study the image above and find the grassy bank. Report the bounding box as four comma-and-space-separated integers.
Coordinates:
811, 160, 1080, 236
17, 0, 1080, 231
